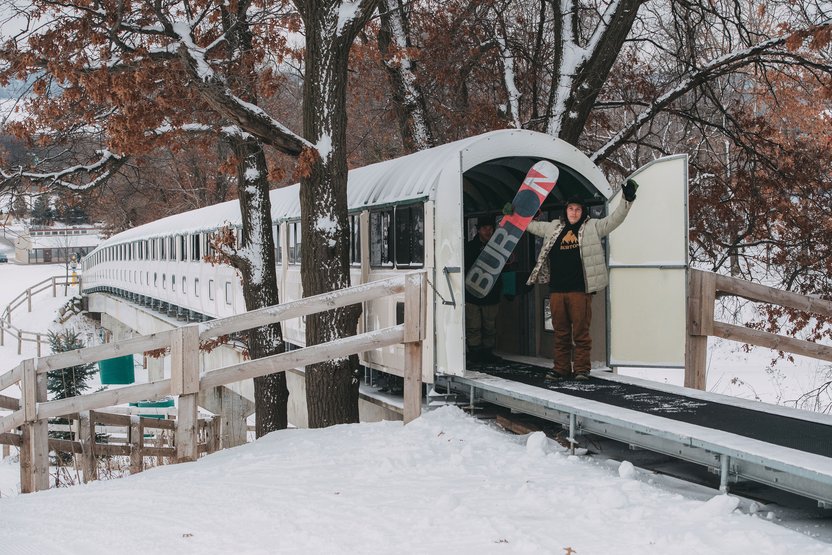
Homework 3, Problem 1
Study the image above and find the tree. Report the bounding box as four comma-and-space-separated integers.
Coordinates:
46, 330, 97, 469
0, 0, 385, 430
30, 195, 53, 225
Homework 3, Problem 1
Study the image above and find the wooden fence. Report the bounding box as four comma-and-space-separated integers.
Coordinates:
0, 275, 80, 356
0, 272, 426, 493
686, 269, 832, 389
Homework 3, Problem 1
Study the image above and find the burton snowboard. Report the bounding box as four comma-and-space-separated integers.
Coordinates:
465, 160, 559, 299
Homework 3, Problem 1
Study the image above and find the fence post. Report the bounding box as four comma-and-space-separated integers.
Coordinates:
20, 359, 49, 493
52, 276, 56, 297
27, 288, 32, 312
79, 411, 97, 483
129, 416, 144, 474
403, 273, 427, 424
685, 270, 715, 390
0, 320, 4, 347
171, 325, 200, 462
36, 333, 41, 358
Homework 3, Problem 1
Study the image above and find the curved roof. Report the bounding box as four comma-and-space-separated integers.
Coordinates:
98, 129, 610, 248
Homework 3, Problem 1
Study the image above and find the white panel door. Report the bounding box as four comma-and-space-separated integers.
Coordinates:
606, 155, 688, 368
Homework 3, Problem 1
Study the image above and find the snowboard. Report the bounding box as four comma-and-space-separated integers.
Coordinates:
465, 160, 559, 299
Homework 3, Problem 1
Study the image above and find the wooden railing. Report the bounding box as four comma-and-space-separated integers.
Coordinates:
686, 269, 832, 389
0, 272, 426, 493
0, 275, 80, 356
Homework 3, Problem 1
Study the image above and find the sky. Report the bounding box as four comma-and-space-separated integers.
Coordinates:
1, 261, 832, 553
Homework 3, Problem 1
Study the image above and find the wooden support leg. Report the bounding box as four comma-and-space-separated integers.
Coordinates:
176, 394, 198, 462
404, 342, 423, 424
79, 411, 97, 483
129, 416, 144, 474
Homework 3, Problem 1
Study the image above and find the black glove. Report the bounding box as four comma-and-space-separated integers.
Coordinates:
622, 178, 639, 202
502, 202, 514, 216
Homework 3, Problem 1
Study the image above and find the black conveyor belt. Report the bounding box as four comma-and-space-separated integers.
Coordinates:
473, 360, 832, 458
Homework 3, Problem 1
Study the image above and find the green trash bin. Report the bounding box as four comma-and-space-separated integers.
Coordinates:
99, 355, 135, 384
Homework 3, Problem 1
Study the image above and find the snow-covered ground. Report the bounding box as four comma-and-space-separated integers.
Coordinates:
1, 406, 832, 554
1, 262, 832, 552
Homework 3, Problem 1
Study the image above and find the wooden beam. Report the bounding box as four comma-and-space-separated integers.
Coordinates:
171, 326, 200, 396
403, 342, 423, 424
38, 380, 170, 421
0, 363, 22, 392
129, 416, 144, 474
0, 432, 21, 446
713, 322, 832, 363
0, 410, 25, 435
0, 393, 19, 411
199, 325, 405, 390
176, 394, 199, 463
36, 331, 173, 374
199, 274, 408, 340
714, 273, 832, 318
79, 411, 97, 483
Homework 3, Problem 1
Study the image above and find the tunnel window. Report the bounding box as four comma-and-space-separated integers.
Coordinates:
370, 209, 393, 267
395, 204, 424, 267
350, 214, 361, 265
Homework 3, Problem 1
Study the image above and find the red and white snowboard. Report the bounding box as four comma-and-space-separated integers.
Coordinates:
465, 160, 559, 298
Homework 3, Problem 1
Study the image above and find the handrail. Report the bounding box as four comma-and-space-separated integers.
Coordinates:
1, 271, 427, 493
0, 275, 80, 356
686, 269, 832, 389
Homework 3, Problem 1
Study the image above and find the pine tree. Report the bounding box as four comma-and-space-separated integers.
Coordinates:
47, 330, 97, 468
31, 196, 53, 226
47, 330, 96, 399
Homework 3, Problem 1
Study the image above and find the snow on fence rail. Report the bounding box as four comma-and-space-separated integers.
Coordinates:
0, 275, 80, 356
686, 269, 832, 389
0, 271, 427, 493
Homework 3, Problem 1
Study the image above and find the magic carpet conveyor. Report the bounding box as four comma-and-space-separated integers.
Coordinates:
438, 366, 832, 507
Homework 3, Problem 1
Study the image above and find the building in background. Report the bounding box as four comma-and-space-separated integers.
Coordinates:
14, 224, 103, 264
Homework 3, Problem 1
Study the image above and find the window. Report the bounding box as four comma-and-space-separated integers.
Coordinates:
182, 276, 186, 293
395, 204, 425, 267
288, 222, 301, 264
160, 237, 166, 260
349, 214, 361, 265
370, 209, 393, 267
172, 274, 176, 291
154, 273, 158, 287
162, 274, 167, 290
194, 278, 200, 297
169, 236, 176, 261
225, 281, 232, 305
191, 234, 201, 261
179, 235, 186, 261
208, 279, 214, 301
274, 224, 281, 264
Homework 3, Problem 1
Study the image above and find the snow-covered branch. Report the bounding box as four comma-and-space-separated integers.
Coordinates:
0, 150, 126, 191
591, 33, 795, 163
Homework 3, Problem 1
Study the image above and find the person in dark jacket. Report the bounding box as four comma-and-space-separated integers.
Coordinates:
526, 180, 638, 380
464, 215, 503, 363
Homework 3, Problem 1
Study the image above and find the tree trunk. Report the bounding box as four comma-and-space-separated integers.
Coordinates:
300, 21, 362, 428
229, 136, 289, 436
378, 0, 435, 151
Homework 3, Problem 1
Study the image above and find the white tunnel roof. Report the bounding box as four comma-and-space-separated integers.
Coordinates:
98, 129, 611, 248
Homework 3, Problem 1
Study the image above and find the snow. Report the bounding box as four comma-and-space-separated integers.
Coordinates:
3, 260, 832, 551
0, 406, 830, 553
336, 0, 361, 35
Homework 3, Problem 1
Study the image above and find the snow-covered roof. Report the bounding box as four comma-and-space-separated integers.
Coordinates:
98, 129, 611, 248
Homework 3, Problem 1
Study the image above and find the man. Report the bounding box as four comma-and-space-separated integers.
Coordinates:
464, 215, 503, 364
526, 180, 638, 380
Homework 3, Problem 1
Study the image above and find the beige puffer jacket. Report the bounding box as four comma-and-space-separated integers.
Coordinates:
526, 199, 633, 293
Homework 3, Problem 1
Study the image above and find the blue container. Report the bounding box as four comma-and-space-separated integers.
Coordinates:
99, 355, 135, 384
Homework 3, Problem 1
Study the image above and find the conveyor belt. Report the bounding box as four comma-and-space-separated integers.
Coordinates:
473, 360, 832, 458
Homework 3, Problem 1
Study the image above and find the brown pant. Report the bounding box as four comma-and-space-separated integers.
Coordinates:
465, 302, 499, 350
549, 292, 592, 376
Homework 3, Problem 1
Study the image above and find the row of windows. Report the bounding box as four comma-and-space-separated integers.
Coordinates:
87, 203, 425, 271
97, 268, 234, 305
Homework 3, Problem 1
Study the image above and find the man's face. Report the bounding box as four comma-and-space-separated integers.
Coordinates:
566, 203, 583, 225
478, 224, 494, 242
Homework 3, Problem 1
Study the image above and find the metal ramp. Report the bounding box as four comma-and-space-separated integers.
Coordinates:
437, 364, 832, 507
